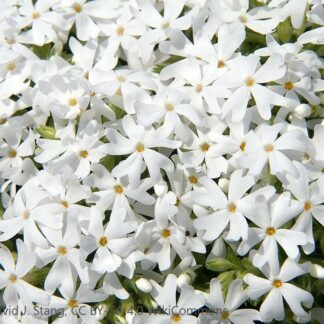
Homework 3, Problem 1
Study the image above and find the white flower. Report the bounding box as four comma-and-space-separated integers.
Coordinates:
214, 54, 292, 121
102, 115, 181, 187
135, 87, 204, 140
0, 182, 63, 247
238, 123, 308, 177
244, 258, 313, 322
0, 126, 35, 178
238, 192, 307, 269
132, 274, 205, 324
160, 57, 231, 115
80, 207, 137, 273
193, 169, 275, 241
280, 161, 324, 254
54, 0, 118, 41
49, 281, 106, 324
89, 68, 157, 114
18, 0, 69, 46
84, 163, 155, 219
199, 279, 261, 324
35, 217, 89, 295
35, 119, 106, 179
0, 240, 50, 312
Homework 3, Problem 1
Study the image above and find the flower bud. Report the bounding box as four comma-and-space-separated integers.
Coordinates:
154, 180, 168, 196
218, 178, 229, 193
177, 273, 191, 287
310, 263, 324, 279
294, 104, 311, 118
35, 125, 56, 139
135, 278, 152, 293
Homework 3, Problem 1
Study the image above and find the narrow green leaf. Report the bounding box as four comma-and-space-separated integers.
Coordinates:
35, 125, 56, 139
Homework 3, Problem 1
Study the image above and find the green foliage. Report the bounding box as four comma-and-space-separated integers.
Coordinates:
35, 125, 56, 139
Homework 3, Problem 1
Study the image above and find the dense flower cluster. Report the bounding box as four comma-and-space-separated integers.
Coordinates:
0, 0, 324, 323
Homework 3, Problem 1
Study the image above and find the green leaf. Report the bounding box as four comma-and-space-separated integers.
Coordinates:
277, 19, 293, 43
217, 271, 236, 297
241, 257, 260, 275
227, 248, 241, 269
35, 125, 56, 139
153, 55, 183, 74
100, 155, 116, 172
109, 103, 126, 119
31, 43, 54, 59
206, 258, 238, 272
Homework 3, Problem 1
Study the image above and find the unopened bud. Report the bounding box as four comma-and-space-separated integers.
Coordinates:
135, 278, 152, 293
218, 178, 229, 193
154, 180, 168, 196
310, 263, 324, 279
177, 273, 191, 287
35, 125, 56, 139
294, 104, 311, 118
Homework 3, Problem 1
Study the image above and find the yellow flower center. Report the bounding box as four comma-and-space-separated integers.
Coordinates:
68, 299, 78, 308
273, 279, 282, 288
116, 75, 126, 82
239, 15, 247, 23
175, 198, 181, 206
284, 81, 294, 91
200, 142, 210, 152
266, 227, 276, 236
195, 84, 203, 93
114, 184, 124, 194
165, 103, 174, 111
245, 77, 254, 87
23, 210, 30, 219
218, 60, 225, 68
239, 141, 246, 152
99, 236, 108, 246
116, 26, 125, 36
227, 202, 237, 213
61, 200, 69, 208
162, 229, 171, 238
7, 63, 16, 71
264, 144, 274, 152
161, 21, 170, 29
221, 310, 230, 320
188, 175, 198, 184
304, 200, 312, 211
303, 152, 310, 160
9, 274, 17, 284
135, 143, 145, 153
32, 11, 40, 19
79, 150, 89, 158
73, 3, 82, 13
7, 148, 17, 158
171, 314, 181, 322
57, 246, 67, 255
68, 98, 77, 106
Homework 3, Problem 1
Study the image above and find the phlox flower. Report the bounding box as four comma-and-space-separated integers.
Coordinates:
102, 115, 181, 187
199, 279, 261, 324
214, 54, 291, 121
0, 240, 50, 312
244, 258, 313, 322
132, 274, 205, 324
193, 169, 275, 241
238, 192, 307, 269
80, 207, 137, 273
